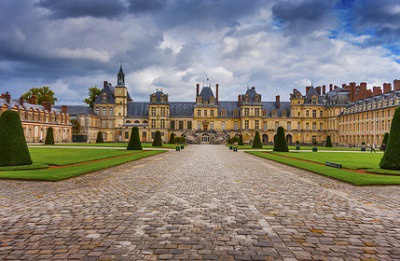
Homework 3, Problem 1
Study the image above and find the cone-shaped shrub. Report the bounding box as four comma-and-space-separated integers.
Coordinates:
380, 108, 400, 169
273, 126, 289, 152
252, 131, 262, 148
381, 132, 389, 150
325, 135, 332, 147
152, 131, 163, 146
96, 131, 103, 143
127, 127, 142, 150
45, 127, 55, 145
238, 135, 244, 145
169, 133, 175, 144
0, 111, 32, 166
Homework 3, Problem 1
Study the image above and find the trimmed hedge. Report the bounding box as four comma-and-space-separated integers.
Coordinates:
273, 126, 289, 152
238, 135, 244, 145
152, 131, 163, 146
127, 127, 142, 150
169, 133, 175, 144
96, 131, 104, 143
45, 127, 55, 145
325, 135, 332, 147
0, 110, 32, 166
252, 131, 263, 148
381, 132, 389, 150
380, 108, 400, 170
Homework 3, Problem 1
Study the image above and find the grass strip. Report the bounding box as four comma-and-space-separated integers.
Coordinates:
52, 142, 179, 149
247, 151, 400, 186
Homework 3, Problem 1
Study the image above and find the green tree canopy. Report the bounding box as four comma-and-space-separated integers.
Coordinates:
70, 119, 80, 135
83, 86, 102, 110
152, 131, 163, 146
96, 131, 104, 143
127, 127, 142, 150
45, 127, 55, 145
22, 86, 58, 105
380, 108, 400, 170
381, 132, 389, 150
252, 131, 263, 148
238, 135, 244, 145
169, 133, 175, 144
325, 135, 333, 147
273, 127, 289, 152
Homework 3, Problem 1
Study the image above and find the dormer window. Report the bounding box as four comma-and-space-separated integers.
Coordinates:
102, 94, 107, 103
233, 109, 239, 117
312, 98, 317, 104
262, 110, 267, 117
220, 109, 226, 117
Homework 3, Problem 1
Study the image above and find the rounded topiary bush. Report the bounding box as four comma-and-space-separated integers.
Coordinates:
96, 131, 104, 143
273, 126, 289, 152
252, 131, 262, 149
238, 135, 244, 145
127, 127, 142, 150
152, 131, 163, 146
45, 127, 55, 145
380, 108, 400, 170
0, 110, 32, 166
325, 135, 332, 147
169, 133, 175, 144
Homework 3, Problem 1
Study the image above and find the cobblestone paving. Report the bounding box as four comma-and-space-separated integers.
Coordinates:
0, 145, 399, 260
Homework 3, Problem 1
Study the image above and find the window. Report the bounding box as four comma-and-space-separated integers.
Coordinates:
170, 120, 175, 130
306, 123, 309, 130
222, 122, 226, 130
160, 119, 165, 129
234, 122, 238, 130
125, 132, 129, 139
102, 108, 107, 116
102, 120, 106, 128
197, 110, 201, 116
102, 94, 107, 103
287, 122, 291, 131
245, 120, 249, 129
109, 108, 114, 116
108, 121, 113, 128
151, 107, 156, 117
210, 122, 214, 130
179, 121, 184, 129
233, 109, 239, 117
255, 108, 260, 117
312, 98, 317, 104
263, 122, 267, 131
262, 110, 267, 117
221, 109, 226, 117
312, 123, 316, 131
151, 119, 156, 129
275, 121, 279, 130
187, 121, 192, 130
197, 122, 201, 130
204, 110, 207, 117
211, 110, 214, 117
312, 110, 316, 118
245, 108, 250, 117
306, 110, 309, 117
320, 110, 323, 117
320, 123, 323, 130
255, 120, 259, 130
297, 112, 300, 117
161, 107, 166, 117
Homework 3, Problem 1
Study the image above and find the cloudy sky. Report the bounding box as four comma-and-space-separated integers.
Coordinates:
1, 0, 400, 105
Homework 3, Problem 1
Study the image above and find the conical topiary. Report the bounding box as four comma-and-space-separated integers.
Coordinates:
273, 126, 289, 152
325, 135, 332, 147
127, 127, 142, 150
152, 131, 163, 146
238, 134, 244, 145
96, 131, 104, 143
252, 131, 262, 149
381, 132, 389, 150
45, 127, 55, 145
380, 108, 400, 169
0, 110, 32, 166
169, 133, 175, 144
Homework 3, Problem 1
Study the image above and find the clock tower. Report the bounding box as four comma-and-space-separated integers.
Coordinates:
115, 65, 128, 125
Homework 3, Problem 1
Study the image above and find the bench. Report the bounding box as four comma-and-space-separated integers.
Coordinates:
325, 161, 342, 168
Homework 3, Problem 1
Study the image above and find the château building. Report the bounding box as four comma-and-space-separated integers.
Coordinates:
67, 65, 400, 146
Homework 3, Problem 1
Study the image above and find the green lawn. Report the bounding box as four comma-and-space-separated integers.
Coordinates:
248, 151, 400, 186
49, 142, 179, 149
232, 145, 362, 151
0, 148, 166, 181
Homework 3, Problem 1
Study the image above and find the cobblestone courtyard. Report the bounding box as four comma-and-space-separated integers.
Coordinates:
1, 145, 400, 260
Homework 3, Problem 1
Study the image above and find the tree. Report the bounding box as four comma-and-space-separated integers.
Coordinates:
96, 131, 104, 143
174, 137, 182, 144
45, 127, 55, 145
238, 135, 244, 145
70, 119, 80, 135
152, 131, 163, 146
273, 127, 289, 152
232, 136, 239, 144
325, 135, 332, 147
252, 131, 262, 148
83, 86, 102, 110
0, 111, 32, 166
381, 132, 389, 150
127, 127, 142, 150
380, 108, 400, 170
169, 133, 175, 144
22, 86, 58, 105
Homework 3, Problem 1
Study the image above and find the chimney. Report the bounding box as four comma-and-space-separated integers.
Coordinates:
276, 95, 281, 109
373, 86, 382, 96
238, 95, 242, 106
215, 84, 219, 103
383, 83, 392, 94
61, 105, 68, 114
293, 88, 297, 94
103, 81, 108, 88
4, 92, 11, 104
42, 101, 52, 111
196, 83, 200, 96
394, 79, 400, 91
334, 85, 338, 89
305, 86, 311, 93
360, 82, 367, 90
19, 97, 24, 106
322, 85, 326, 94
329, 84, 333, 92
315, 86, 321, 95
29, 94, 37, 105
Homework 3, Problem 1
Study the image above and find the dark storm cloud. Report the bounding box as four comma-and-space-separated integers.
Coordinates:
272, 0, 337, 34
351, 0, 400, 45
36, 0, 126, 19
127, 0, 166, 13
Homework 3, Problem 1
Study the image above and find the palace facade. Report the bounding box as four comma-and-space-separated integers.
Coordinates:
68, 66, 400, 146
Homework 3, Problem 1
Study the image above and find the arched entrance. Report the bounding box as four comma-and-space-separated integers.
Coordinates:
286, 134, 292, 144
262, 134, 268, 144
202, 134, 210, 143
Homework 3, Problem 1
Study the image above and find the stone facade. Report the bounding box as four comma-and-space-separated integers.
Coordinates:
70, 66, 400, 146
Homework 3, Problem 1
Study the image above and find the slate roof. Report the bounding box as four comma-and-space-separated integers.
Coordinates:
325, 88, 350, 106
127, 102, 148, 117
170, 102, 195, 118
218, 101, 239, 118
1, 98, 63, 113
94, 83, 115, 104
305, 86, 325, 104
199, 87, 215, 102
262, 101, 291, 117
54, 105, 97, 116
